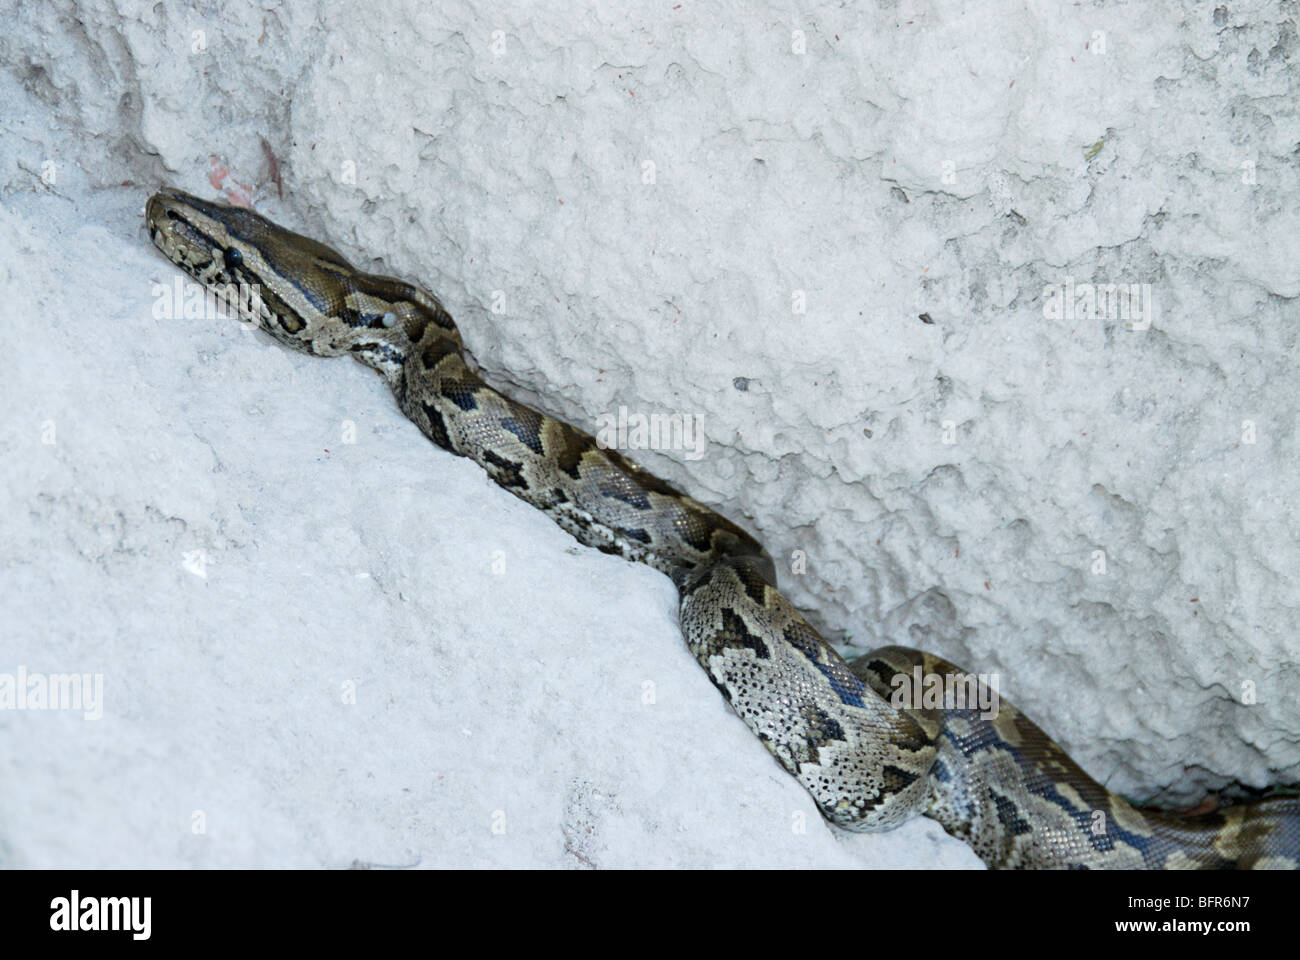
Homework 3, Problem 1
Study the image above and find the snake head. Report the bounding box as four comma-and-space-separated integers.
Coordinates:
146, 188, 462, 381
146, 187, 364, 356
147, 188, 287, 287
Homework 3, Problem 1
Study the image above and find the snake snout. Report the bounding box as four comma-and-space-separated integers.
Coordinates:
146, 191, 218, 272
145, 190, 188, 235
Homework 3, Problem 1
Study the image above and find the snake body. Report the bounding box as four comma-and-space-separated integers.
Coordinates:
146, 188, 1300, 868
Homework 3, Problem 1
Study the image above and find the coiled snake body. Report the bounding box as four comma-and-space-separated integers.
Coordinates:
147, 188, 1300, 868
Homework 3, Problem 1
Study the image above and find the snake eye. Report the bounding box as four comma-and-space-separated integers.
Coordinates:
224, 247, 244, 269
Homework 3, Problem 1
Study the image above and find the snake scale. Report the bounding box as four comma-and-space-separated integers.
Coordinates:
146, 187, 1300, 869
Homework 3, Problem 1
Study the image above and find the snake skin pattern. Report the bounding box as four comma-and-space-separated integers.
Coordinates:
146, 188, 1300, 868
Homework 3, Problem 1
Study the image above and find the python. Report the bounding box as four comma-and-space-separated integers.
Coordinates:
145, 187, 1300, 869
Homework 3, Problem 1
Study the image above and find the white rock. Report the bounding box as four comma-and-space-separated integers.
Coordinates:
1, 0, 1296, 868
